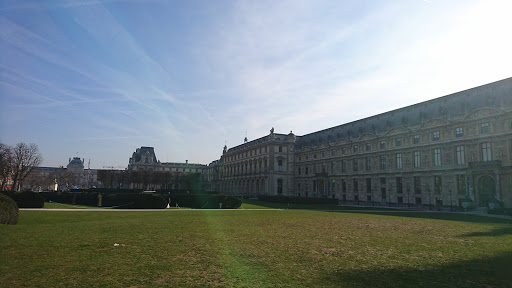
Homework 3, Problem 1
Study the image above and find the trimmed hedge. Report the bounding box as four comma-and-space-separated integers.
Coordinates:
40, 192, 100, 206
258, 195, 338, 205
169, 194, 242, 209
103, 193, 167, 209
1, 191, 45, 208
0, 193, 19, 225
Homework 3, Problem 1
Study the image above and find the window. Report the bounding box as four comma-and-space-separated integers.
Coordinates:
353, 146, 358, 153
365, 157, 371, 171
305, 166, 309, 175
331, 150, 336, 156
396, 138, 401, 147
353, 179, 359, 193
456, 146, 465, 165
414, 151, 421, 168
457, 175, 466, 195
433, 131, 440, 141
434, 148, 441, 166
396, 177, 403, 194
413, 135, 420, 144
414, 176, 422, 194
434, 176, 442, 194
322, 163, 326, 173
366, 178, 372, 193
396, 153, 403, 169
366, 143, 371, 151
481, 122, 490, 134
342, 147, 347, 155
380, 155, 386, 170
322, 151, 325, 158
342, 179, 347, 193
353, 159, 358, 172
298, 167, 301, 175
279, 146, 283, 152
341, 160, 347, 173
380, 141, 386, 149
277, 179, 283, 194
481, 142, 492, 161
313, 164, 317, 174
455, 127, 463, 137
314, 153, 317, 159
331, 162, 335, 173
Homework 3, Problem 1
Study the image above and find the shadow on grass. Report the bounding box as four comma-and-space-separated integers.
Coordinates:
330, 210, 512, 225
460, 226, 512, 237
323, 251, 512, 288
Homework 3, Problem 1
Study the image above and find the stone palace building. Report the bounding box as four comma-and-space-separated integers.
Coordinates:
207, 77, 512, 209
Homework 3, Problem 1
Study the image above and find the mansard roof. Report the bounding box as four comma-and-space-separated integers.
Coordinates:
131, 146, 158, 163
296, 77, 512, 148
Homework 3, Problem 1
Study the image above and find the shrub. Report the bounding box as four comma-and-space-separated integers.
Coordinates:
101, 193, 139, 208
39, 191, 58, 202
169, 194, 242, 209
133, 194, 167, 209
0, 193, 19, 225
3, 191, 45, 208
258, 195, 338, 205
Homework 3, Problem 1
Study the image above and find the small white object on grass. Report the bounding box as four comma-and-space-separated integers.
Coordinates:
114, 243, 119, 247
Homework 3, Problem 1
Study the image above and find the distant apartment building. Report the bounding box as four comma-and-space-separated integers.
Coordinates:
207, 77, 512, 208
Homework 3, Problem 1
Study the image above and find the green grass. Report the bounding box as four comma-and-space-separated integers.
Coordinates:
1, 210, 511, 287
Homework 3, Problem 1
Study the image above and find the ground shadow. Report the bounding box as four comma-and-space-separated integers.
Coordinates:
328, 210, 512, 225
321, 251, 512, 288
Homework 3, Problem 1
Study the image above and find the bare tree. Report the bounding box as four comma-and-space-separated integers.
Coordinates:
0, 143, 13, 190
11, 143, 43, 191
97, 169, 117, 189
51, 167, 76, 191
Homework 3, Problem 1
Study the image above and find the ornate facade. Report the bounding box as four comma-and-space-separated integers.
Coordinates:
128, 146, 206, 174
215, 129, 296, 197
210, 77, 512, 208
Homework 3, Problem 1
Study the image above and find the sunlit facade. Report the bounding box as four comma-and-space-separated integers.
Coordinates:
210, 77, 512, 208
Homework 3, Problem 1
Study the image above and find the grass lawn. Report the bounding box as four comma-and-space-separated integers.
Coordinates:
1, 210, 511, 287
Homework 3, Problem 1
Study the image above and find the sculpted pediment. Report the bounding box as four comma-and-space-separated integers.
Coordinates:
335, 138, 351, 145
357, 133, 377, 141
420, 119, 449, 129
384, 126, 411, 136
464, 107, 502, 121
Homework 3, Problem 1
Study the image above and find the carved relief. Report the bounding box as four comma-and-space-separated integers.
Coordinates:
335, 138, 351, 145
464, 107, 502, 121
421, 118, 449, 129
384, 126, 410, 136
357, 133, 377, 141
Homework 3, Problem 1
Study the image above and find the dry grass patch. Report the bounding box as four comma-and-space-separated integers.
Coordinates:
1, 210, 511, 287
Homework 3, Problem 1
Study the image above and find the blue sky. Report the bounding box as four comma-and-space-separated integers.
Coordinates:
1, 0, 511, 169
